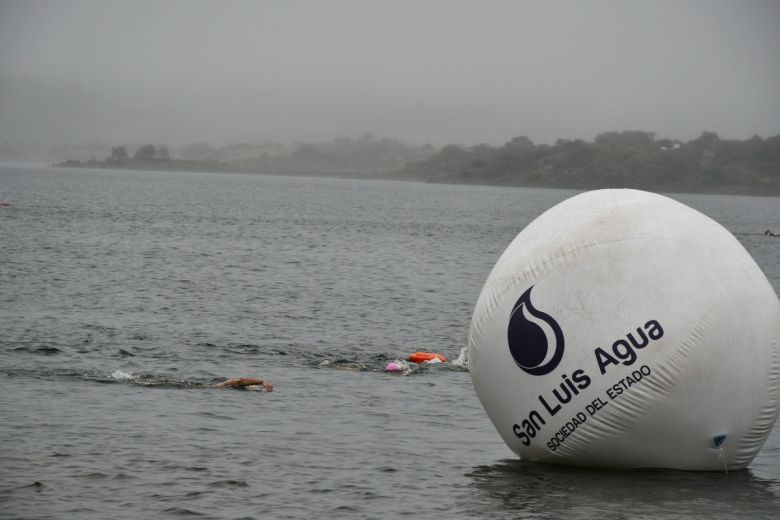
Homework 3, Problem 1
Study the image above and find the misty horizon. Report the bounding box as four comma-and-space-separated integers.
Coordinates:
1, 0, 779, 150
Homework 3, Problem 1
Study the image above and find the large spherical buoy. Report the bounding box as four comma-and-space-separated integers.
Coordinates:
469, 189, 780, 470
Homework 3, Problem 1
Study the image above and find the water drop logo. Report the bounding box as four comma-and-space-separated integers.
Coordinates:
507, 286, 565, 375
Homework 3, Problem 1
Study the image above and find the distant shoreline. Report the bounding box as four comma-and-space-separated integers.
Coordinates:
50, 158, 780, 197
49, 130, 780, 197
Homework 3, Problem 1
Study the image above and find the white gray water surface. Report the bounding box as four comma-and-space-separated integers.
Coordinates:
1, 165, 779, 519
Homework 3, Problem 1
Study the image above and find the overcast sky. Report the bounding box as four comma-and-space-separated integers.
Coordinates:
1, 0, 778, 147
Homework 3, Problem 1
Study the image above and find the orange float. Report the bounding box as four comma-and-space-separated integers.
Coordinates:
407, 352, 446, 363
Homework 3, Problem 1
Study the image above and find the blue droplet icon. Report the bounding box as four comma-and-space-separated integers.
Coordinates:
507, 286, 565, 376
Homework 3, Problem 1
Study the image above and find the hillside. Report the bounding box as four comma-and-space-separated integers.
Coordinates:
397, 131, 780, 195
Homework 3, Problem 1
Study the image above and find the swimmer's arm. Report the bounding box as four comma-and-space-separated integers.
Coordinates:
215, 378, 273, 391
234, 377, 267, 386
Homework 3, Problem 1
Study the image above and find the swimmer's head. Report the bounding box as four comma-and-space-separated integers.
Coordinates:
385, 362, 402, 372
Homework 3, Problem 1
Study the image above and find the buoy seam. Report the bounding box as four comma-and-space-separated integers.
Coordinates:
737, 330, 780, 467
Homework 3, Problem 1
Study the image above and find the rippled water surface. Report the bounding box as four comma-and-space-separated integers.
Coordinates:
1, 165, 779, 519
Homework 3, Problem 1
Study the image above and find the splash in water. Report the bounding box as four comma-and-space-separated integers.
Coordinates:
451, 347, 469, 368
109, 369, 133, 380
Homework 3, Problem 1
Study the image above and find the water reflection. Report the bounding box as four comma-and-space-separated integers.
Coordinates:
465, 459, 779, 519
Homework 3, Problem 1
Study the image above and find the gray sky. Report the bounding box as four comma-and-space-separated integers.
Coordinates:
1, 0, 778, 147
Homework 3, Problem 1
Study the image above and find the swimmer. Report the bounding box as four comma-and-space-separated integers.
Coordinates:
384, 359, 415, 374
764, 229, 776, 236
215, 377, 273, 392
385, 361, 403, 372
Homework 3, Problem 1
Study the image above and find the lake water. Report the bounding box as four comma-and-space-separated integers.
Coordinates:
1, 164, 779, 519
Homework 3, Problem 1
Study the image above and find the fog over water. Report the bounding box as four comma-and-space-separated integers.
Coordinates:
1, 0, 779, 148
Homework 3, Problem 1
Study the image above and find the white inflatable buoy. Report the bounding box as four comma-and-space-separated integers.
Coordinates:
469, 189, 780, 470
